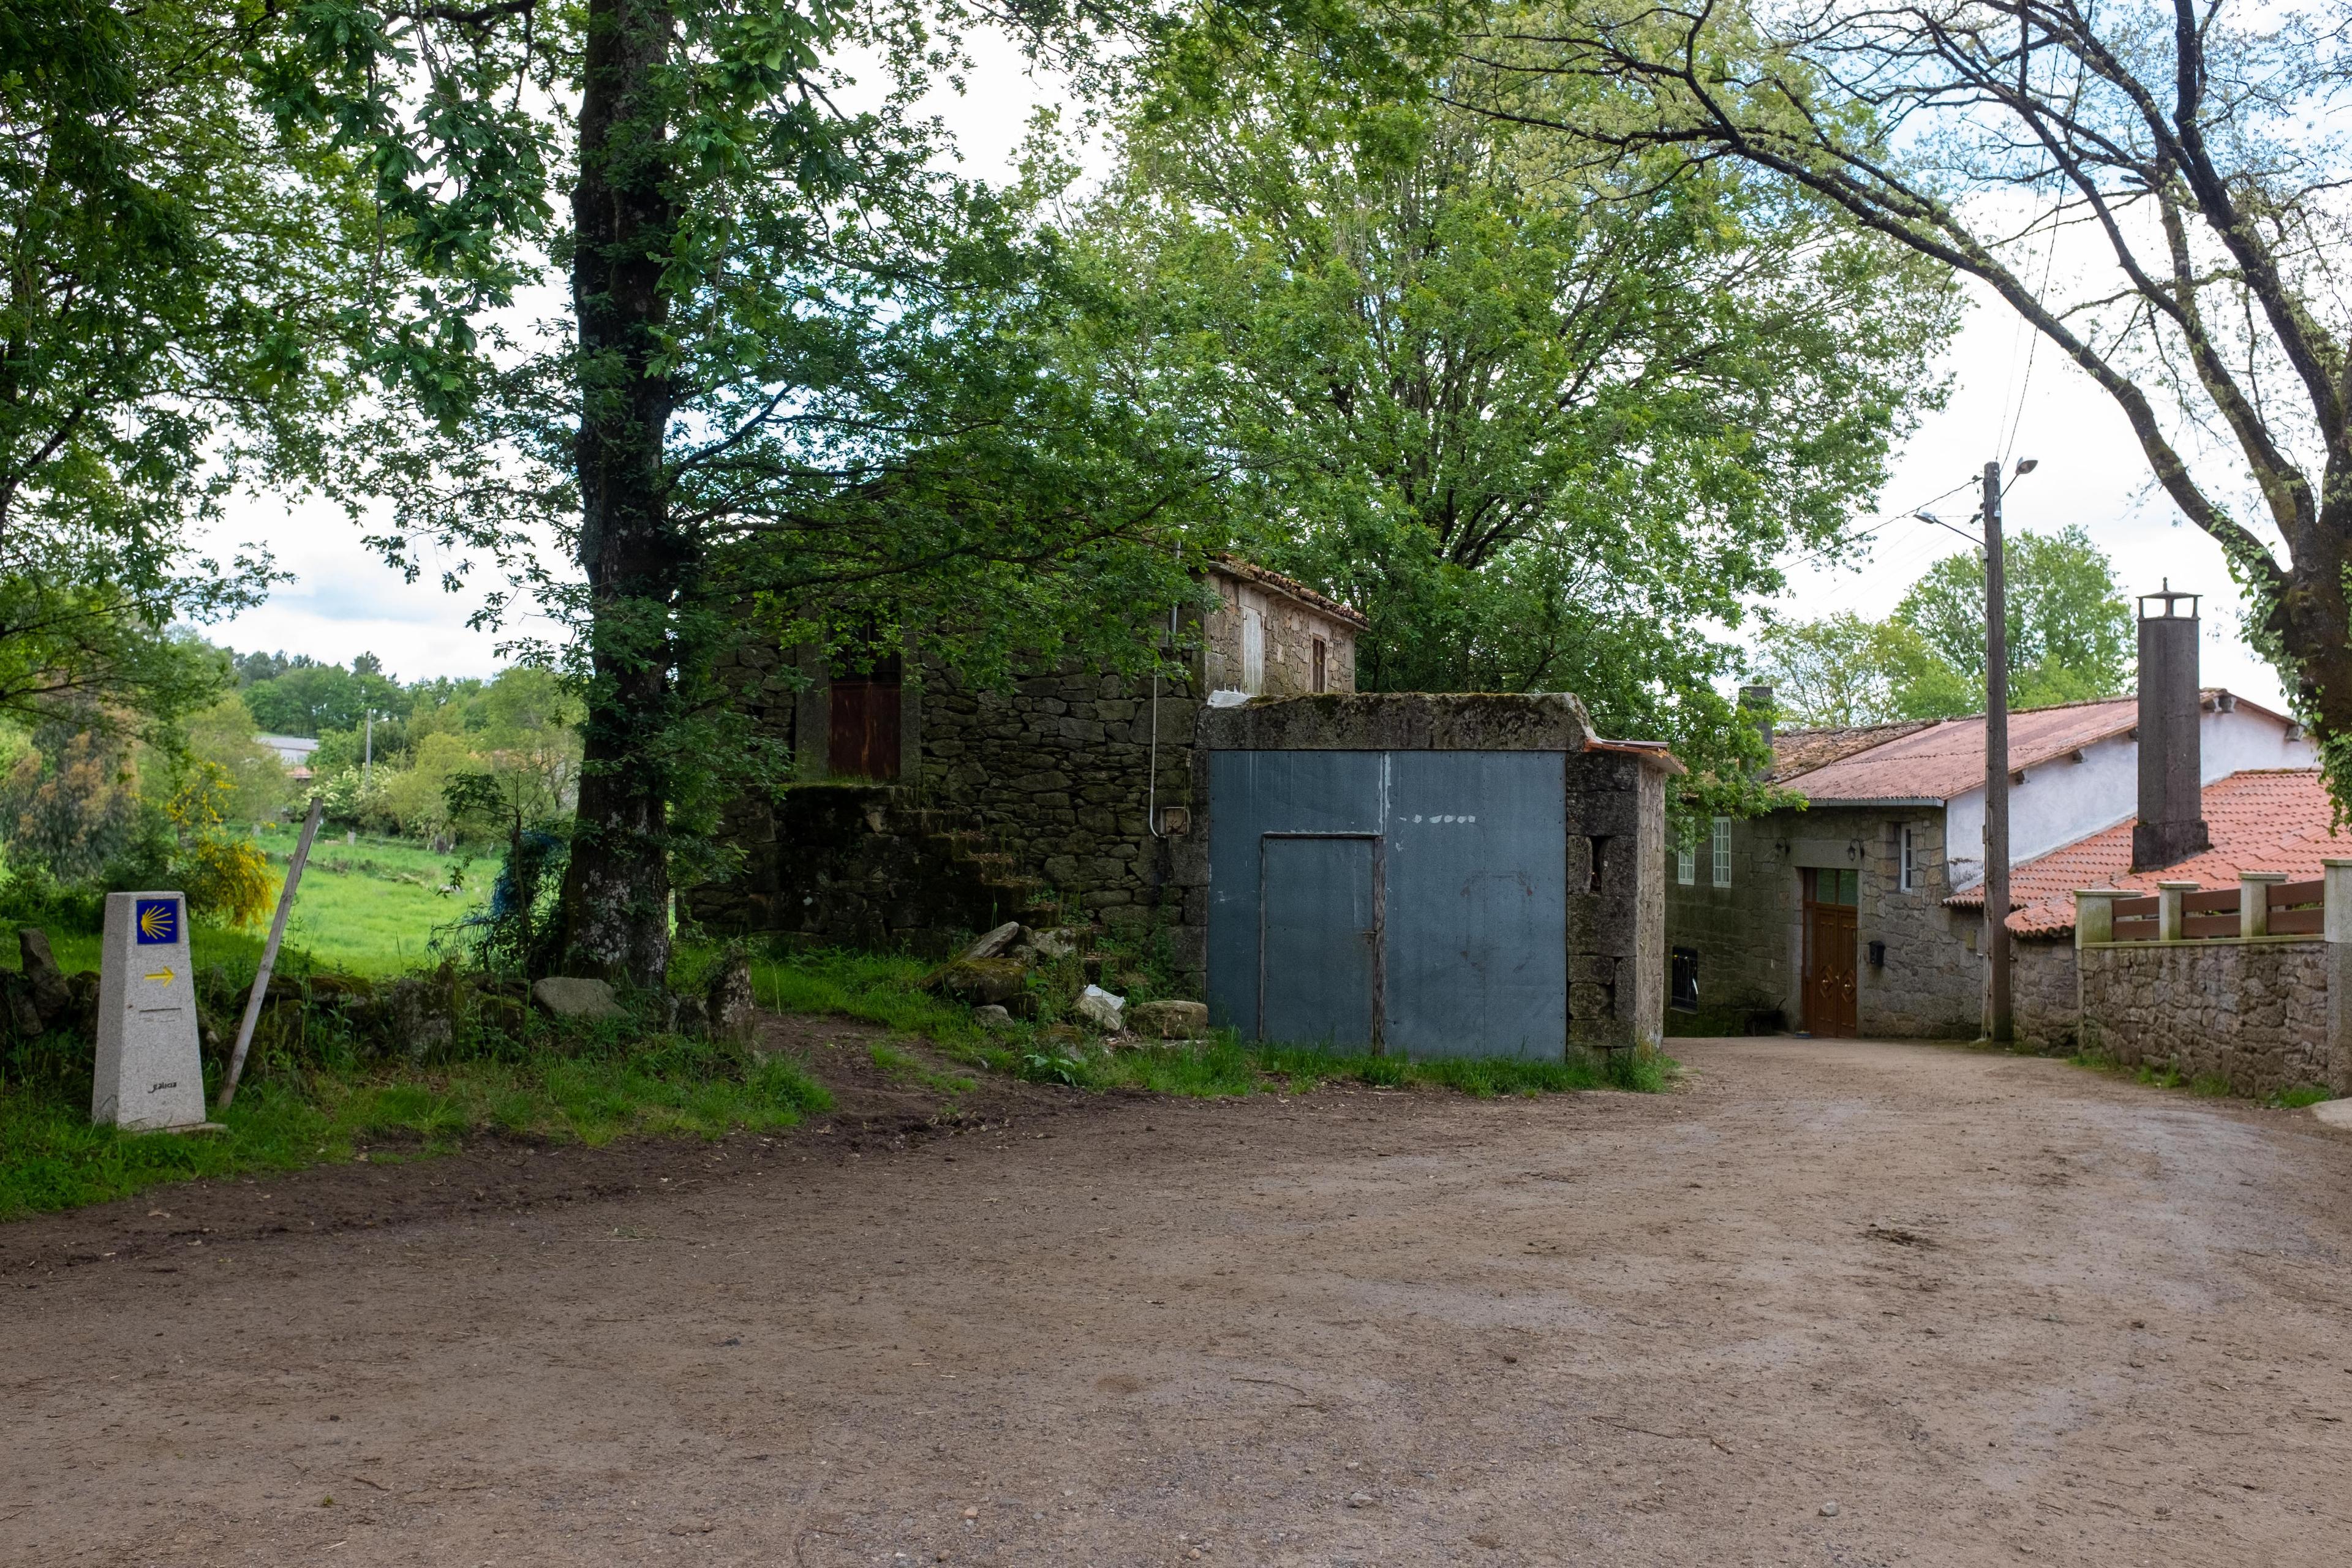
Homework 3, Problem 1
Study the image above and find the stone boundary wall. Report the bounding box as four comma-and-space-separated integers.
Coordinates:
2078, 939, 2336, 1096
2010, 938, 2079, 1052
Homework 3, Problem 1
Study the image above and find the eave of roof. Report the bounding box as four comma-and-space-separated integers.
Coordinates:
1209, 555, 1371, 630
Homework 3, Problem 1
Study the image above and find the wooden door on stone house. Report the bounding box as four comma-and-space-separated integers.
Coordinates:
1801, 867, 1859, 1038
827, 652, 902, 779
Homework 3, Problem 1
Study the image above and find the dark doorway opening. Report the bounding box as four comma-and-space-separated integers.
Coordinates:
1670, 947, 1700, 1012
827, 652, 902, 779
1801, 866, 1859, 1038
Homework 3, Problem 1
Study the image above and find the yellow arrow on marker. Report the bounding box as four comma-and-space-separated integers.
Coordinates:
144, 968, 174, 983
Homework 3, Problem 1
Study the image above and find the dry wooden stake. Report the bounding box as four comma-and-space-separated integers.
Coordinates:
218, 796, 326, 1110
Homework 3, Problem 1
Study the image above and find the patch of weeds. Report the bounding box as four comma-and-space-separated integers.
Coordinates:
1018, 1049, 1087, 1087
869, 1043, 974, 1097
2187, 1072, 2234, 1098
2269, 1085, 2334, 1109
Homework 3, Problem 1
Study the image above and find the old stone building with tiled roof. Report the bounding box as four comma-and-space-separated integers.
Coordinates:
690, 558, 1368, 971
1667, 594, 2321, 1044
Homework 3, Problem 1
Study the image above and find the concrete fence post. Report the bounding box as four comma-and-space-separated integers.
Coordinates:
2073, 889, 2121, 946
2239, 871, 2286, 940
2325, 860, 2352, 1094
2156, 880, 2198, 943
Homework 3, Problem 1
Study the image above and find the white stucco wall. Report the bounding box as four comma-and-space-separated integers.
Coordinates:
1943, 703, 2316, 889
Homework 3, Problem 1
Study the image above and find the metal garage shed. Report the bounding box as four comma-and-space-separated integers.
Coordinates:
1170, 693, 1681, 1060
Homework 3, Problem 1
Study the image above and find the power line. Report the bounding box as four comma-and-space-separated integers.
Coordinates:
1786, 475, 1979, 571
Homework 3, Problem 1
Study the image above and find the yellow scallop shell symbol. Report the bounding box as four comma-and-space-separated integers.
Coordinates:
138, 903, 173, 941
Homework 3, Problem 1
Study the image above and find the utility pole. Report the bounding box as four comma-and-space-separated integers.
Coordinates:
1982, 459, 2013, 1044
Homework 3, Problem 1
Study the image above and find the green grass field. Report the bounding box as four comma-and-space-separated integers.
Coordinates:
252, 824, 489, 974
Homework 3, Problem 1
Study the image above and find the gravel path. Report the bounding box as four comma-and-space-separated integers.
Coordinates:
6, 1036, 2350, 1566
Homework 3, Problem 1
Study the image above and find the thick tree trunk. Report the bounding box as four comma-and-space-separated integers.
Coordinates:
2271, 458, 2352, 802
560, 0, 681, 986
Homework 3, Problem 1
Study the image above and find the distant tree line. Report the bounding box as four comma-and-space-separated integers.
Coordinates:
1751, 526, 2133, 729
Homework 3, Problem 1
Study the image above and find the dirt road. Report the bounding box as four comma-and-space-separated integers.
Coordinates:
6, 1036, 2350, 1567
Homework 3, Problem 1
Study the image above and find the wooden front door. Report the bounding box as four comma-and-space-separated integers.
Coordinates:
1801, 867, 1859, 1038
827, 654, 902, 779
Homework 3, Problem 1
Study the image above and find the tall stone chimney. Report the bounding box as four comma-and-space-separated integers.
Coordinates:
2132, 582, 2211, 870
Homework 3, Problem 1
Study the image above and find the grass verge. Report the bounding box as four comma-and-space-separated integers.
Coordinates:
750, 947, 1676, 1099
2064, 1046, 2335, 1110
0, 1031, 829, 1221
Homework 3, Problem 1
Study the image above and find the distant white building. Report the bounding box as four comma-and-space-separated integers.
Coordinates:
256, 734, 319, 779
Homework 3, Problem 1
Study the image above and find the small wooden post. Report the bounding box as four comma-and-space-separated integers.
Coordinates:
2237, 871, 2286, 940
217, 798, 325, 1111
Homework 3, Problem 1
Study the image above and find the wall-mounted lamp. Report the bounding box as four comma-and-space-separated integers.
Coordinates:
1868, 940, 1887, 968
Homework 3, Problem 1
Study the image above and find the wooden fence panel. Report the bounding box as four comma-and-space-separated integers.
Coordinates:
2269, 878, 2325, 910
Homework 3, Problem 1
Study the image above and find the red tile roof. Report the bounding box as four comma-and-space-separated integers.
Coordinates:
1950, 769, 2348, 936
1766, 718, 1938, 782
1774, 695, 2143, 803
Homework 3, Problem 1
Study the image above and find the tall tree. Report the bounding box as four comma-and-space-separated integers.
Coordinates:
259, 3, 1202, 983
1896, 524, 2132, 707
0, 0, 382, 731
1087, 42, 1957, 793
1438, 0, 2352, 807
1754, 523, 2132, 725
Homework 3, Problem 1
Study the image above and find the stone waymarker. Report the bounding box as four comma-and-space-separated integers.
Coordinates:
93, 891, 208, 1131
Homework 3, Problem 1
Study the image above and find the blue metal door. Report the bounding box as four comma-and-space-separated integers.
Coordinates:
1207, 748, 1570, 1060
1259, 835, 1381, 1048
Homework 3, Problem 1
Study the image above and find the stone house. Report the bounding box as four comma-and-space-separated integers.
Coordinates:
1667, 592, 2316, 1041
688, 557, 1370, 970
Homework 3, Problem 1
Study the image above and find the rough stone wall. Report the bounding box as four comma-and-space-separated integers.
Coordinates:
1201, 572, 1358, 696
913, 658, 1198, 930
690, 782, 1043, 955
1565, 750, 1670, 1050
2079, 940, 2332, 1096
1662, 808, 1795, 1032
2009, 937, 2078, 1051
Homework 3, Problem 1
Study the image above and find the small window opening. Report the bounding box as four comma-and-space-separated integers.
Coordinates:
1587, 835, 1609, 892
1899, 824, 1920, 891
1312, 636, 1327, 693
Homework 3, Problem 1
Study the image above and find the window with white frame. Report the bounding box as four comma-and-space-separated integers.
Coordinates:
1899, 824, 1920, 891
1675, 834, 1695, 886
1710, 816, 1732, 888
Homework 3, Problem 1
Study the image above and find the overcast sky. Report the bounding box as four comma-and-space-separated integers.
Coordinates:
197, 40, 2295, 710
